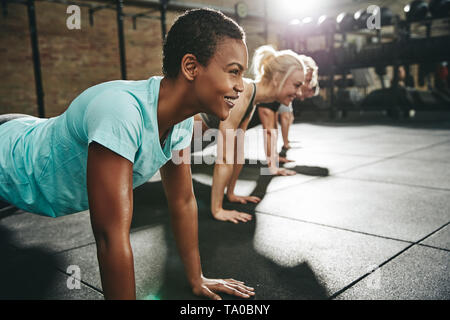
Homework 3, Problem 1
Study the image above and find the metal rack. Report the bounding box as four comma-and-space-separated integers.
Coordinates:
281, 10, 450, 119
1, 0, 170, 117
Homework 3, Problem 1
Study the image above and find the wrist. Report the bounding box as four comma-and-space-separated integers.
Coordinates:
211, 206, 222, 216
226, 191, 235, 199
189, 273, 205, 288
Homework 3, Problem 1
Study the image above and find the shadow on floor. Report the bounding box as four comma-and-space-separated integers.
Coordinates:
0, 225, 64, 299
0, 159, 329, 300
190, 161, 329, 204
132, 178, 330, 300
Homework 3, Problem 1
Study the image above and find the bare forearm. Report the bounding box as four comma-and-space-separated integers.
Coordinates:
265, 130, 278, 168
95, 236, 136, 300
211, 163, 234, 214
87, 142, 136, 300
169, 197, 203, 287
226, 163, 243, 197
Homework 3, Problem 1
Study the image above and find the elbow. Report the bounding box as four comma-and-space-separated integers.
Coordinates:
91, 218, 131, 253
93, 228, 127, 251
170, 192, 196, 212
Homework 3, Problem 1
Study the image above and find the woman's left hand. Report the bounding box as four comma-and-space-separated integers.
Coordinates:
191, 276, 255, 300
227, 193, 261, 204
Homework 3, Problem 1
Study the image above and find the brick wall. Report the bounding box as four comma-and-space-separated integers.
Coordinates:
0, 2, 171, 117
1, 0, 445, 117
0, 0, 272, 117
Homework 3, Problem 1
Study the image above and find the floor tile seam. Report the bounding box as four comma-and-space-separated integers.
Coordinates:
288, 125, 450, 139
385, 138, 450, 159
333, 139, 450, 175
0, 208, 26, 219
48, 224, 166, 256
50, 242, 97, 256
254, 210, 414, 245
329, 221, 450, 300
416, 243, 450, 253
395, 156, 450, 165
0, 205, 16, 214
293, 132, 384, 145
319, 132, 449, 145
259, 163, 450, 198
221, 151, 377, 164
286, 142, 449, 162
334, 175, 450, 192
265, 154, 417, 196
54, 265, 104, 296
329, 244, 416, 300
285, 150, 384, 159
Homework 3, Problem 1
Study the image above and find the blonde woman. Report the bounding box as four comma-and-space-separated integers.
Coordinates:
258, 55, 319, 162
194, 45, 307, 224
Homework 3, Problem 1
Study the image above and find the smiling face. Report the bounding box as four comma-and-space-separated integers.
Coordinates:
194, 37, 248, 120
299, 69, 316, 100
276, 68, 305, 106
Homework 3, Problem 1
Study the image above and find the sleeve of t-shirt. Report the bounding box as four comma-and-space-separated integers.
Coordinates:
84, 90, 143, 163
171, 116, 194, 151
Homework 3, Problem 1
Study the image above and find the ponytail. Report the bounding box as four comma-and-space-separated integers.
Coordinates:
251, 45, 277, 81
251, 45, 306, 91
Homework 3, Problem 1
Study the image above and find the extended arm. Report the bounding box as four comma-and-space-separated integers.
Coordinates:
210, 122, 254, 223
87, 142, 136, 300
160, 147, 255, 299
225, 125, 261, 206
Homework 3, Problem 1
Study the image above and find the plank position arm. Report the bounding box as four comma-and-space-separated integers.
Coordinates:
160, 147, 255, 299
87, 143, 254, 299
210, 93, 260, 224
87, 142, 136, 300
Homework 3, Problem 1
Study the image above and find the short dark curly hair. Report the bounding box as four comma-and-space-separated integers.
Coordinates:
162, 8, 245, 78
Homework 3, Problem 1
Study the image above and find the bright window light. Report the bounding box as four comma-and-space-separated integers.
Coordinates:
276, 0, 329, 19
336, 12, 346, 23
318, 15, 328, 24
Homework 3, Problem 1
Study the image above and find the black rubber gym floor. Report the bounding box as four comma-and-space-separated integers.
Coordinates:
1, 118, 449, 300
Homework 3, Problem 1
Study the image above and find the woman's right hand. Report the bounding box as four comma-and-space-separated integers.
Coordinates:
213, 208, 253, 224
191, 275, 255, 300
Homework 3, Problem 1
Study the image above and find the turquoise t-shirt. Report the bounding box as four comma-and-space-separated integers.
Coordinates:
0, 76, 193, 217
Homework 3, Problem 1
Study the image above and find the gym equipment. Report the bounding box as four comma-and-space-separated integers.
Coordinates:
432, 89, 450, 105
429, 0, 450, 18
296, 17, 316, 36
360, 87, 416, 118
336, 12, 356, 32
380, 7, 395, 25
354, 9, 372, 29
404, 0, 429, 22
411, 89, 444, 109
351, 68, 377, 88
281, 0, 450, 120
336, 88, 364, 109
317, 15, 336, 33
312, 35, 450, 72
